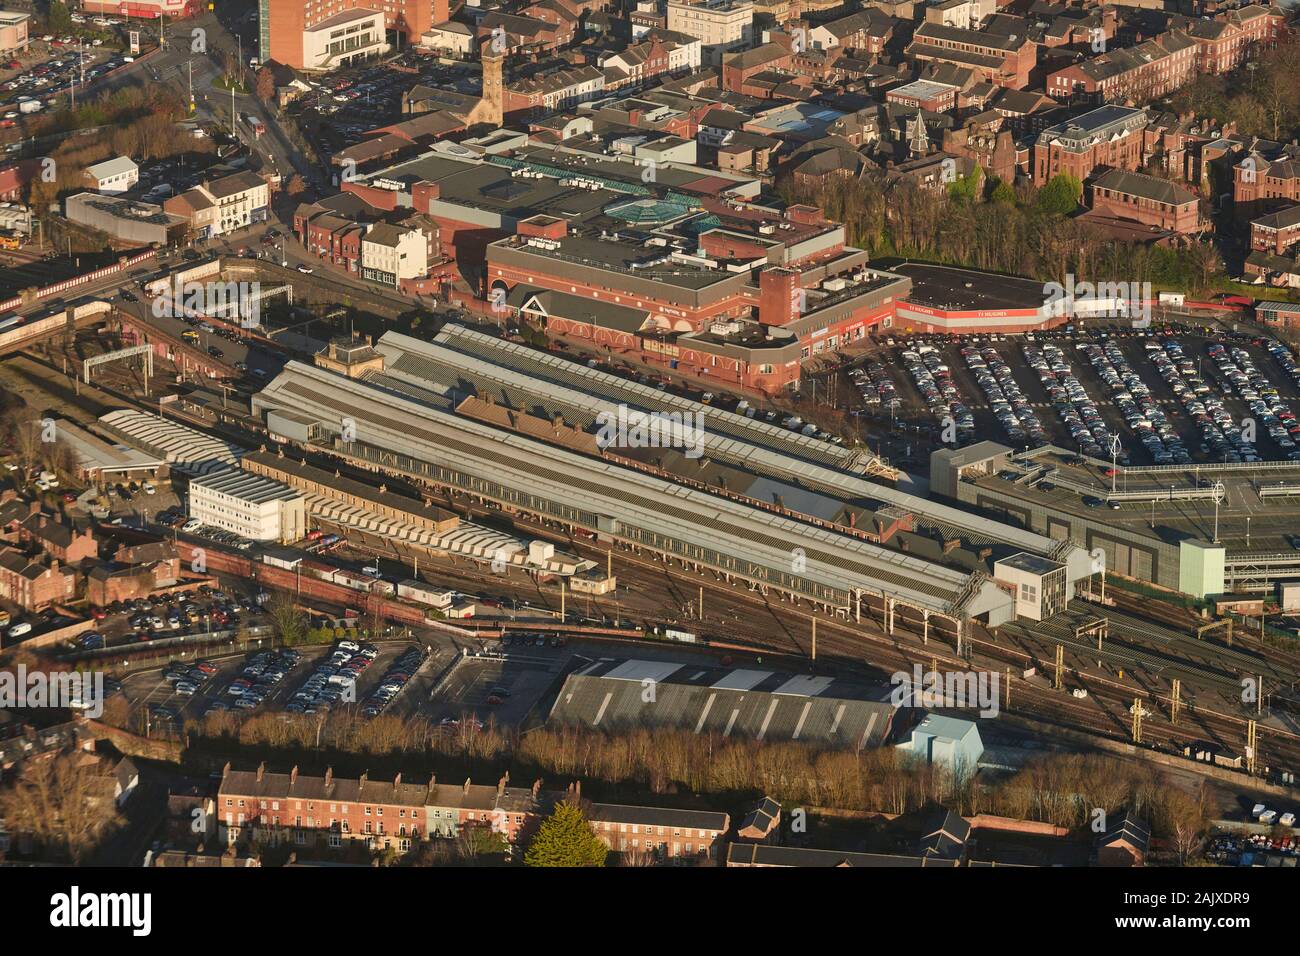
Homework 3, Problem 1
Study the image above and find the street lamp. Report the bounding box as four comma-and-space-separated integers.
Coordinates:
1109, 434, 1121, 495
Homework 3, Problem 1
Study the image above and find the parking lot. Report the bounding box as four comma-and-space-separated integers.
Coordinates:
74, 582, 268, 653
834, 327, 1300, 467
286, 53, 479, 173
124, 638, 430, 728
423, 637, 570, 728
0, 40, 124, 118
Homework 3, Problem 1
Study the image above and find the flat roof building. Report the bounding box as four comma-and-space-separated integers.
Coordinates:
187, 467, 306, 543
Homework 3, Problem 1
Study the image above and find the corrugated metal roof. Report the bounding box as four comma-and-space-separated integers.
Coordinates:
253, 361, 1003, 615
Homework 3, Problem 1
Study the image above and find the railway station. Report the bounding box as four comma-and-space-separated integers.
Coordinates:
250, 355, 1031, 637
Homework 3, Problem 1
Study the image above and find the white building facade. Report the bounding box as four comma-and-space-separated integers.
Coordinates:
187, 468, 306, 543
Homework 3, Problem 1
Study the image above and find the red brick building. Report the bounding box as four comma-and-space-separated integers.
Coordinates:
0, 547, 76, 611
264, 0, 445, 69
587, 802, 729, 861
217, 763, 567, 853
1045, 30, 1197, 104
1181, 4, 1286, 76
17, 507, 98, 565
886, 78, 960, 113
1088, 168, 1202, 235
1251, 204, 1300, 255
1234, 153, 1300, 221
905, 22, 1037, 90
1033, 105, 1149, 186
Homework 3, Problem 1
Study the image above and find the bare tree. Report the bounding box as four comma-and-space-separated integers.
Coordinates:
0, 753, 123, 863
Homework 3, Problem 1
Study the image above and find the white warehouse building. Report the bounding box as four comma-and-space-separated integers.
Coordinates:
187, 467, 306, 543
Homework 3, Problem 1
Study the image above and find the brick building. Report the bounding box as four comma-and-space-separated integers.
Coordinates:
1251, 205, 1300, 255
587, 802, 730, 861
218, 764, 435, 852
905, 22, 1037, 89
262, 0, 446, 69
0, 547, 76, 611
1180, 4, 1286, 76
16, 507, 98, 565
1234, 152, 1300, 221
1045, 30, 1197, 104
1033, 105, 1148, 186
217, 762, 744, 860
1088, 168, 1202, 235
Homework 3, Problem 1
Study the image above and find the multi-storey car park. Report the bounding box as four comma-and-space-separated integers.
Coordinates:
932, 440, 1300, 596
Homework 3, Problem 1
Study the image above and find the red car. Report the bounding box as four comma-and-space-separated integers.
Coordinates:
90, 607, 107, 620
62, 491, 77, 502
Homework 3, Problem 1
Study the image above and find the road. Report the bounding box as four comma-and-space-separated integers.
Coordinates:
93, 9, 312, 187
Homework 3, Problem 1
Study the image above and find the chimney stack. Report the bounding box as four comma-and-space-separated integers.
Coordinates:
290, 765, 299, 785
393, 772, 402, 790
256, 762, 265, 781
532, 779, 542, 798
463, 777, 472, 795
359, 771, 368, 787
324, 766, 334, 787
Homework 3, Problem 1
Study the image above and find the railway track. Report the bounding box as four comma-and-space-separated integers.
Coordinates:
11, 343, 1298, 779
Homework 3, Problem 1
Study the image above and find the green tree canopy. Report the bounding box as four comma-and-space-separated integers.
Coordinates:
1035, 173, 1083, 216
988, 178, 1017, 205
524, 802, 608, 867
47, 1, 73, 32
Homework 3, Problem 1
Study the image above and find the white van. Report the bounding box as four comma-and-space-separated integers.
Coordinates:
7, 621, 32, 639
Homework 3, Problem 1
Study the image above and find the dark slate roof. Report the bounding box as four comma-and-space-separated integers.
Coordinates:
738, 795, 782, 836
586, 802, 730, 831
1254, 204, 1300, 230
1092, 167, 1197, 206
1098, 810, 1151, 852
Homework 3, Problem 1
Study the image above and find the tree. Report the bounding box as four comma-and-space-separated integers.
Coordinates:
46, 1, 73, 33
524, 801, 608, 867
0, 753, 122, 863
286, 174, 306, 197
1153, 785, 1209, 865
988, 178, 1017, 205
1035, 173, 1082, 216
458, 825, 508, 863
256, 67, 276, 105
267, 596, 309, 646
